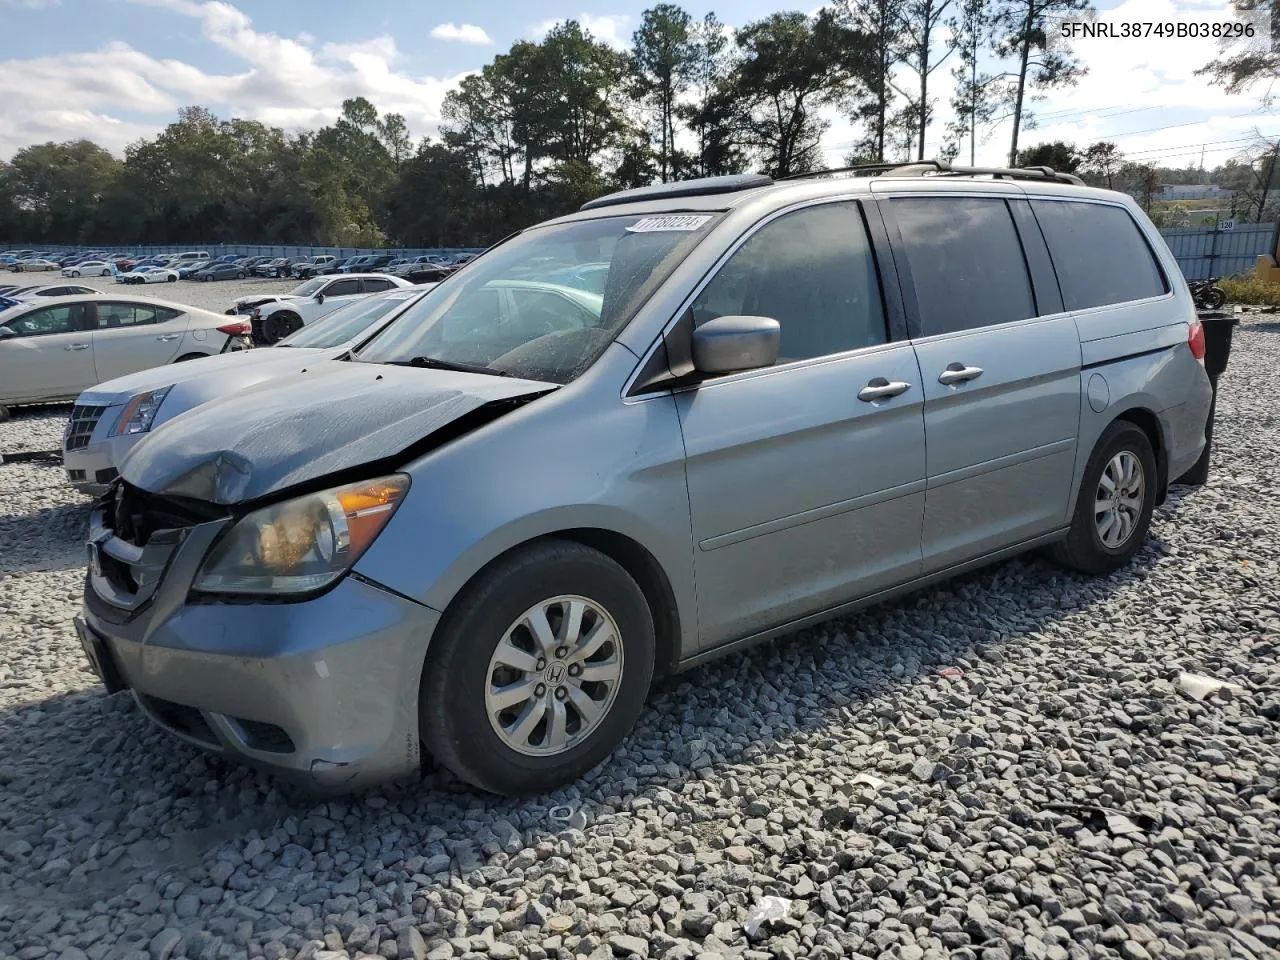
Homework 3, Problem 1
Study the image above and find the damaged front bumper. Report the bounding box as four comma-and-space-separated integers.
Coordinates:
79, 503, 439, 792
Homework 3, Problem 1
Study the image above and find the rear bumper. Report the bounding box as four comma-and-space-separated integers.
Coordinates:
81, 573, 439, 792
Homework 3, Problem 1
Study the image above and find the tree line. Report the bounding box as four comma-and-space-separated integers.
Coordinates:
0, 0, 1269, 247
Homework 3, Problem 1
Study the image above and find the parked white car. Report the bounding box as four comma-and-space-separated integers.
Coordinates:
10, 283, 103, 301
116, 265, 179, 285
61, 286, 432, 494
63, 261, 114, 278
11, 258, 59, 272
0, 295, 252, 408
238, 272, 412, 343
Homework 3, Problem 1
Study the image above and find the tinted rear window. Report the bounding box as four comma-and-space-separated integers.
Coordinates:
892, 196, 1037, 337
1030, 200, 1168, 310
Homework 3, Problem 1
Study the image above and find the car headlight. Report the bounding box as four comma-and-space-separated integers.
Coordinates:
192, 474, 410, 595
110, 387, 172, 436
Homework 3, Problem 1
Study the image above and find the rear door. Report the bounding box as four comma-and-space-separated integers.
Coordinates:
881, 191, 1082, 570
90, 301, 188, 380
673, 199, 927, 648
0, 302, 97, 401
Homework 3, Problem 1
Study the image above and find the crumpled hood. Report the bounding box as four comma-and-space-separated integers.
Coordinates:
120, 360, 555, 505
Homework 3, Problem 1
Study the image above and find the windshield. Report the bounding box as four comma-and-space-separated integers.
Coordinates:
277, 292, 420, 348
290, 278, 325, 297
355, 213, 718, 384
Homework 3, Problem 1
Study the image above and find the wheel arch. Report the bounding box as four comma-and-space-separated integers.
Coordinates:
431, 526, 684, 679
1112, 406, 1168, 505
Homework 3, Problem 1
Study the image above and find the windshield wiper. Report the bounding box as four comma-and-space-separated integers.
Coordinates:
384, 355, 511, 377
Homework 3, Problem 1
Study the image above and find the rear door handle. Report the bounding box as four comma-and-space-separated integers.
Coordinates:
155, 334, 181, 341
858, 378, 912, 402
65, 343, 89, 351
938, 362, 983, 385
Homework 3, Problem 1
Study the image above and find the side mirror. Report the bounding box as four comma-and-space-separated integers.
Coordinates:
315, 292, 325, 304
0, 327, 15, 339
691, 315, 780, 375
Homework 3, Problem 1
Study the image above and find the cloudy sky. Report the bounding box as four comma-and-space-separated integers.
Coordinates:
0, 0, 1275, 169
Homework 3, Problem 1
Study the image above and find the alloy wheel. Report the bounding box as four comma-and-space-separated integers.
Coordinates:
484, 595, 624, 757
1094, 450, 1145, 549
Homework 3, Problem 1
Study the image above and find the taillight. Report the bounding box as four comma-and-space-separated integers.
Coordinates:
1188, 318, 1206, 362
217, 321, 252, 336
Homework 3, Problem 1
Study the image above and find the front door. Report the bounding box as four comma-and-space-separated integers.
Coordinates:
0, 302, 97, 401
884, 194, 1082, 570
674, 200, 927, 649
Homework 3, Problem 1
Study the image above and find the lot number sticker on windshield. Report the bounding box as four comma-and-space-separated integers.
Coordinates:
626, 215, 712, 233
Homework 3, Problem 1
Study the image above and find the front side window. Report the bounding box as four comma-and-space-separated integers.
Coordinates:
2, 305, 76, 337
1031, 200, 1169, 311
892, 196, 1037, 337
357, 213, 717, 384
691, 201, 887, 363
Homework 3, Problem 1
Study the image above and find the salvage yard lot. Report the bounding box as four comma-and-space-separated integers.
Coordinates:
0, 320, 1276, 959
55, 273, 299, 315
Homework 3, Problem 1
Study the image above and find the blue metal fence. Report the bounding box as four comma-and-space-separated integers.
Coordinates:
8, 225, 1280, 281
1158, 222, 1277, 280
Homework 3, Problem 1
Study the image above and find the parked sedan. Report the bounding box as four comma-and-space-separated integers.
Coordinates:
0, 295, 252, 409
63, 261, 114, 278
250, 273, 411, 343
193, 262, 249, 282
117, 266, 179, 285
10, 258, 60, 272
61, 286, 431, 495
10, 283, 102, 301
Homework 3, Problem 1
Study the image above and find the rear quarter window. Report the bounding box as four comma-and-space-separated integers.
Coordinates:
1030, 200, 1169, 311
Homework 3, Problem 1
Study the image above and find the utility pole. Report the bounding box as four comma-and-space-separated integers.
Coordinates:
1257, 139, 1279, 224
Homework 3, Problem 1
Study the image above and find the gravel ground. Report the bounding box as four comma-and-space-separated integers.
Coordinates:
68, 274, 299, 315
0, 316, 1277, 960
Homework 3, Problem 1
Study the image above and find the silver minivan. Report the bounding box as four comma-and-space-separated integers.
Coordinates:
76, 164, 1214, 796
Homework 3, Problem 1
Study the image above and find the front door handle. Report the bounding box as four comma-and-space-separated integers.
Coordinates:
65, 343, 89, 351
938, 362, 984, 385
858, 377, 912, 402
155, 334, 181, 341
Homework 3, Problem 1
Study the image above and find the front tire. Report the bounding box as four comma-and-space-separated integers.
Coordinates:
70, 271, 80, 278
258, 311, 302, 344
237, 271, 246, 279
420, 540, 655, 796
1049, 420, 1157, 575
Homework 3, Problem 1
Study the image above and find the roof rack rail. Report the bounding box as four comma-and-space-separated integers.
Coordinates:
887, 159, 1086, 186
775, 163, 904, 181
580, 173, 774, 211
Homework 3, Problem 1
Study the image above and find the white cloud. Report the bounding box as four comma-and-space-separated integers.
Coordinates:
532, 13, 631, 51
0, 0, 468, 159
430, 23, 493, 45
0, 0, 60, 8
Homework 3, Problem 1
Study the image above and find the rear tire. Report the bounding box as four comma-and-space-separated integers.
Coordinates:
236, 271, 246, 279
420, 540, 655, 796
70, 271, 80, 278
1049, 420, 1157, 575
167, 275, 176, 282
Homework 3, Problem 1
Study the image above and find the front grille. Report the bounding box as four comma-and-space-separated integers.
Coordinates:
138, 694, 218, 747
65, 404, 107, 451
